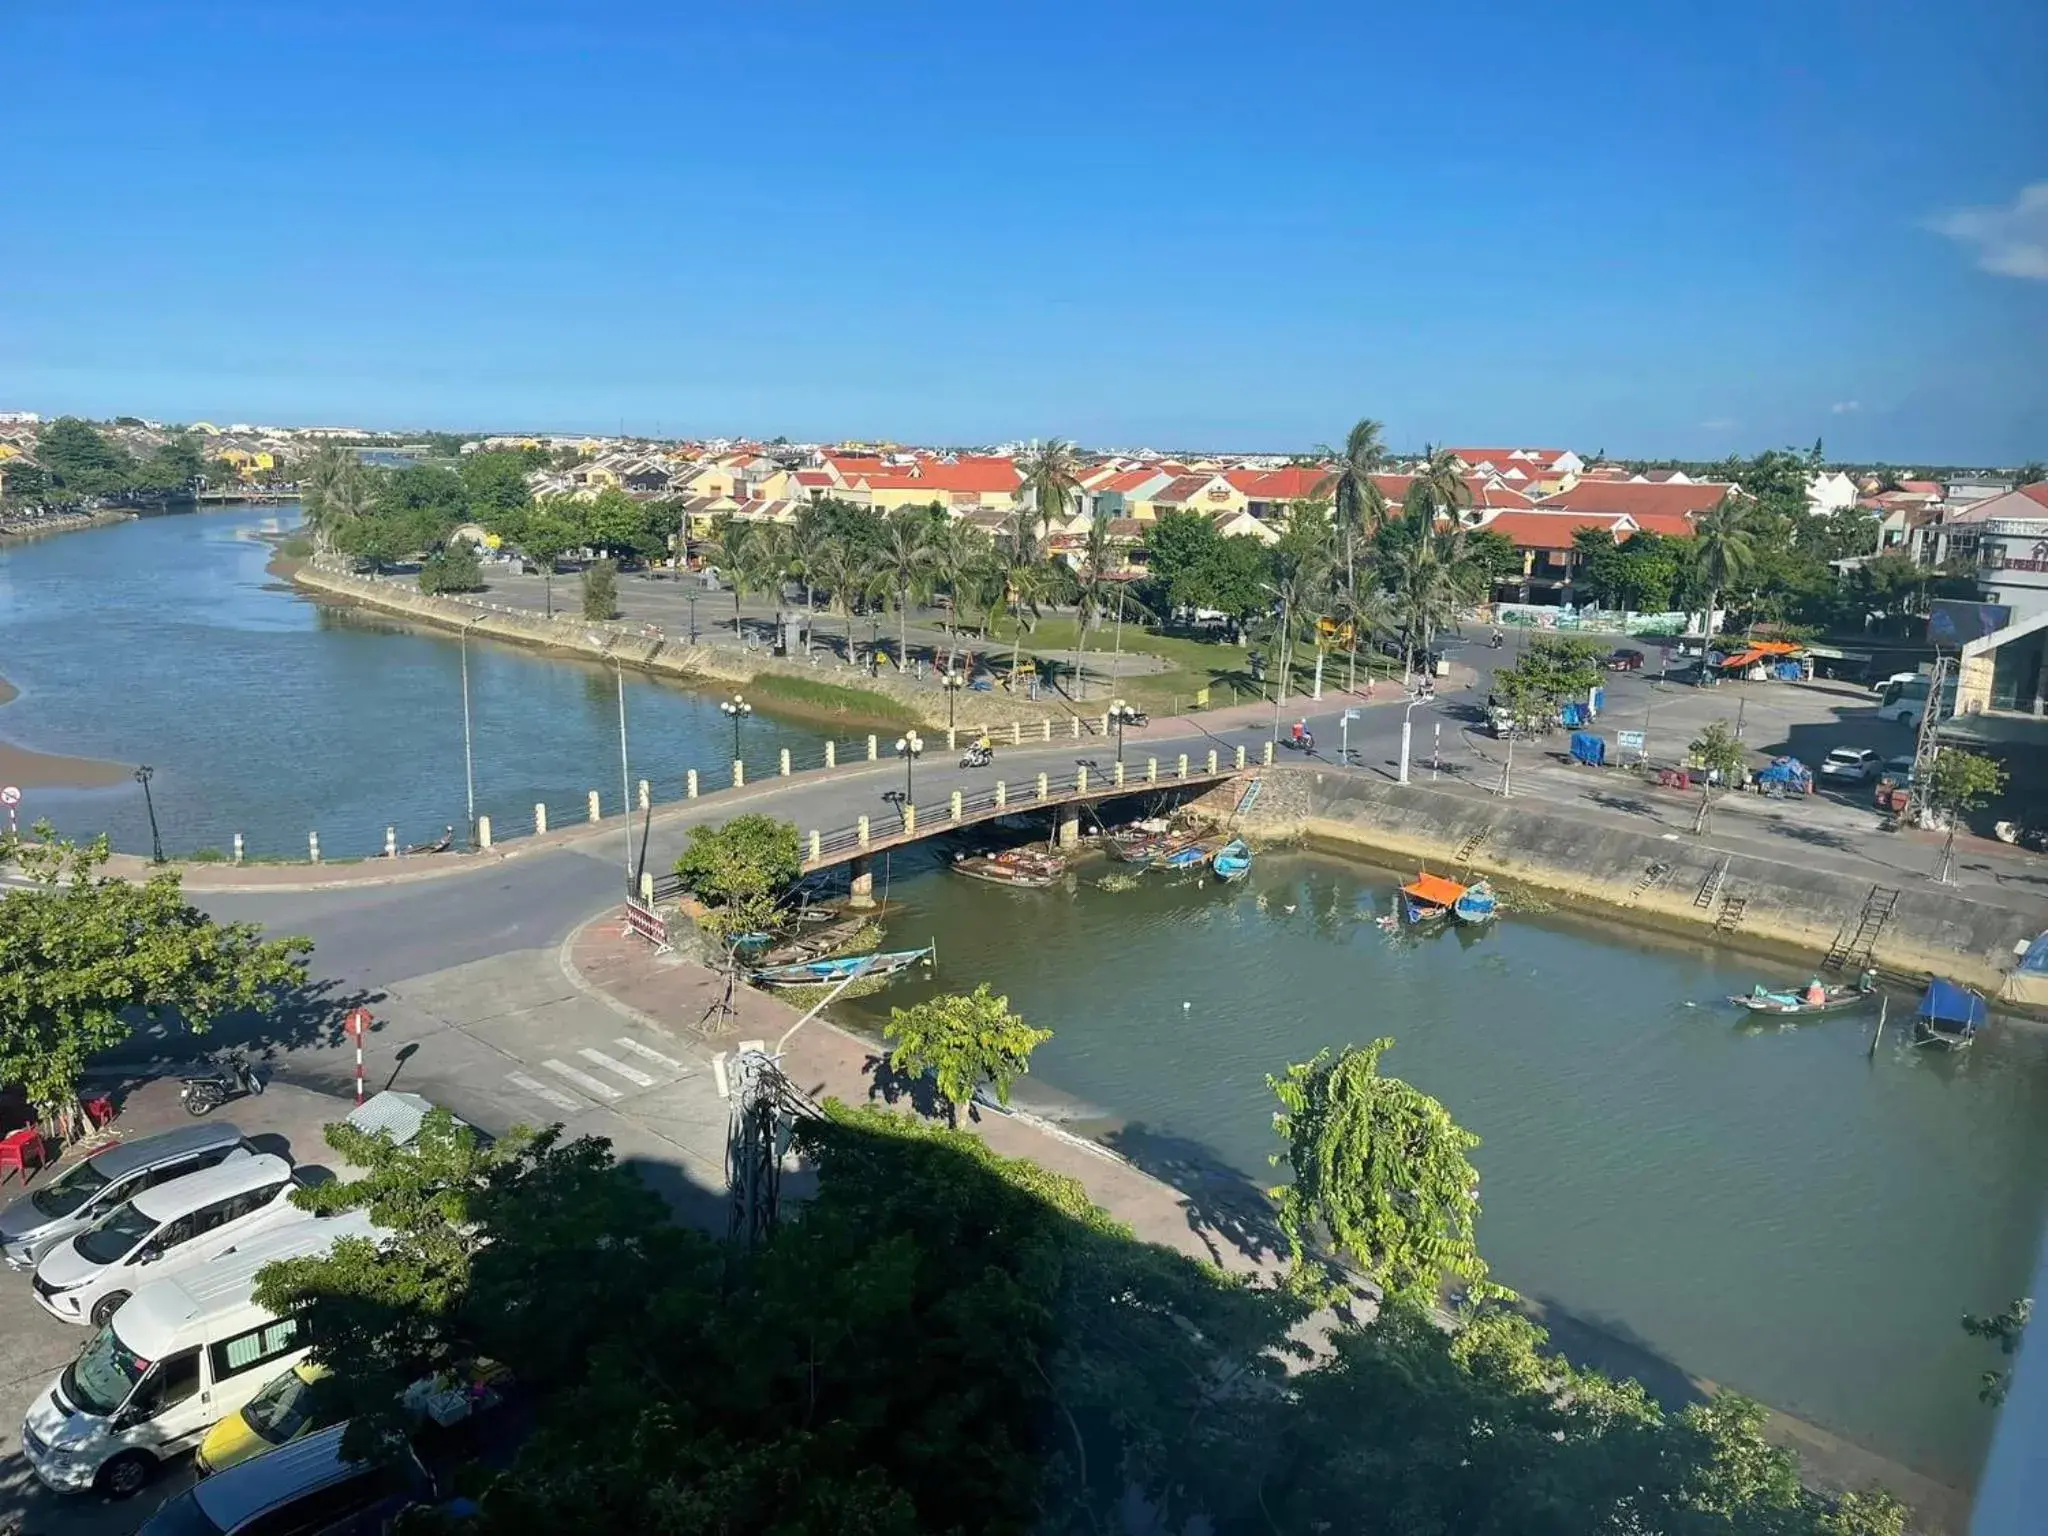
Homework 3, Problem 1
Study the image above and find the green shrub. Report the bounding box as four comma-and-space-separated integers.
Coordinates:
582, 559, 619, 619
419, 540, 485, 594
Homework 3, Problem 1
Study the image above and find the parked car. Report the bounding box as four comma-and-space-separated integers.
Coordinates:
1819, 747, 1882, 782
1606, 648, 1646, 671
138, 1422, 432, 1535
2, 1124, 255, 1272
31, 1155, 303, 1327
196, 1355, 512, 1476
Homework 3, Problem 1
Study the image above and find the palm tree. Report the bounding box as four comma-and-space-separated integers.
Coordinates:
301, 449, 373, 554
1003, 561, 1059, 687
1692, 496, 1756, 639
1015, 439, 1082, 563
877, 505, 940, 672
709, 515, 754, 636
1409, 447, 1473, 527
811, 533, 883, 662
1387, 530, 1480, 676
1317, 419, 1393, 696
927, 518, 992, 674
2014, 461, 2044, 488
1069, 515, 1123, 701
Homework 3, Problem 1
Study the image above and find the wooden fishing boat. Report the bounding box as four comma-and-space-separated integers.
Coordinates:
1399, 871, 1467, 925
1911, 977, 1987, 1049
750, 946, 933, 989
1452, 879, 1498, 925
759, 914, 872, 966
1151, 839, 1214, 872
1729, 980, 1874, 1016
1106, 828, 1173, 863
1210, 838, 1252, 883
952, 849, 1068, 888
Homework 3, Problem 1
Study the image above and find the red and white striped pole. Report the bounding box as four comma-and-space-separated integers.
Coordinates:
345, 1008, 372, 1106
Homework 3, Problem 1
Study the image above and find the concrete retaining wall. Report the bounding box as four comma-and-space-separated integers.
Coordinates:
1196, 768, 2044, 997
291, 560, 1090, 733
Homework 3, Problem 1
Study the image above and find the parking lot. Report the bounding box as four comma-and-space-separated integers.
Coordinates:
0, 1081, 356, 1536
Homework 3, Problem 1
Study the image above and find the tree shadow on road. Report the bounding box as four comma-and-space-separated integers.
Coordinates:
1764, 819, 1858, 853
860, 1051, 949, 1122
1585, 791, 1659, 818
1097, 1121, 1287, 1269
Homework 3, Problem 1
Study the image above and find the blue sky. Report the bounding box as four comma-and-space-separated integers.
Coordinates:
3, 1, 2043, 462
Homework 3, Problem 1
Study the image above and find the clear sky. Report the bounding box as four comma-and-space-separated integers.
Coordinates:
3, 0, 2043, 462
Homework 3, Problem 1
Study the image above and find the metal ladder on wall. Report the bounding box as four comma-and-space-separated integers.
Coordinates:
1715, 893, 1749, 933
1824, 885, 1901, 971
1693, 856, 1731, 910
1453, 825, 1492, 867
1628, 861, 1674, 903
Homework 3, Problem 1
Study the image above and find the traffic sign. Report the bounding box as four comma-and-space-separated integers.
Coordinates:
1617, 730, 1647, 752
0, 786, 19, 806
344, 1007, 373, 1041
1343, 709, 1360, 721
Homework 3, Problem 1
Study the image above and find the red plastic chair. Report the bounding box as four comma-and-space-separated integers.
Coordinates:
82, 1097, 116, 1131
0, 1127, 48, 1185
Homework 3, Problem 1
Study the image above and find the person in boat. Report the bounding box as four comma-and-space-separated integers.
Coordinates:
1804, 977, 1827, 1007
1858, 966, 1877, 993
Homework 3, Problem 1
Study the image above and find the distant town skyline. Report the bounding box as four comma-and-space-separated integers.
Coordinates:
4, 1, 2043, 464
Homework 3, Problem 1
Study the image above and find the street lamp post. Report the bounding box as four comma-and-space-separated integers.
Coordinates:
686, 592, 699, 646
1398, 694, 1423, 785
721, 694, 752, 767
942, 671, 964, 733
1108, 699, 1140, 764
895, 730, 924, 803
134, 765, 165, 864
590, 635, 634, 880
460, 617, 479, 848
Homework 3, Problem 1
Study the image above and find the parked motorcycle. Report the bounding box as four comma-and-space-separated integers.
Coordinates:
960, 745, 995, 768
181, 1053, 264, 1117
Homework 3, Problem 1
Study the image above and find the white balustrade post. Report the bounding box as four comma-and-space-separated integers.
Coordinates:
587, 790, 602, 823
639, 870, 655, 902
1036, 771, 1049, 801
904, 804, 917, 834
308, 831, 320, 862
232, 832, 244, 864
1177, 753, 1189, 779
535, 802, 548, 834
1114, 760, 1126, 787
686, 770, 699, 799
477, 815, 492, 849
867, 734, 878, 761
1012, 721, 1023, 746
1146, 756, 1158, 784
1262, 740, 1275, 766
779, 748, 791, 777
1235, 744, 1246, 770
995, 780, 1008, 808
950, 790, 963, 821
1207, 749, 1218, 774
825, 740, 837, 768
385, 826, 397, 858
638, 778, 650, 810
809, 829, 822, 862
732, 759, 746, 788
1076, 765, 1089, 793
857, 815, 871, 849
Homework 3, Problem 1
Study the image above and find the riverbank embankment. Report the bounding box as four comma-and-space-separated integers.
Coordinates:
0, 507, 135, 547
290, 559, 1087, 735
1206, 768, 2046, 1002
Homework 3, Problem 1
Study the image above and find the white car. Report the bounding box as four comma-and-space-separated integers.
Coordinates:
1819, 747, 1881, 782
31, 1155, 303, 1327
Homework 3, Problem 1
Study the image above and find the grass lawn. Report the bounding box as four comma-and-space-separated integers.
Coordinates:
744, 672, 923, 727
972, 614, 1402, 713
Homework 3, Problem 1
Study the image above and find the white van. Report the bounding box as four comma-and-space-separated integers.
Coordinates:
19, 1210, 378, 1499
1876, 675, 1931, 725
31, 1154, 302, 1327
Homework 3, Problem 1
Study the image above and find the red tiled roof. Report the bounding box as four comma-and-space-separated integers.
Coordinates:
918, 457, 1019, 493
1625, 511, 1704, 537
1537, 480, 1737, 517
1484, 512, 1625, 551
1152, 474, 1225, 504
1104, 469, 1162, 494
794, 470, 835, 486
1444, 447, 1569, 468
1900, 480, 1943, 495
1228, 466, 1332, 501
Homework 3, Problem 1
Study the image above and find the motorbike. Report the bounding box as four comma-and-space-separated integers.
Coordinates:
960, 745, 995, 768
181, 1052, 264, 1117
1491, 632, 1504, 649
1284, 732, 1315, 754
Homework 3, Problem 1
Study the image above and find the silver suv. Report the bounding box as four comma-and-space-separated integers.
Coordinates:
0, 1124, 254, 1271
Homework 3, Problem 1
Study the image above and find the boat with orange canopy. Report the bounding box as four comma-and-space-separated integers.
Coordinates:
1399, 871, 1468, 925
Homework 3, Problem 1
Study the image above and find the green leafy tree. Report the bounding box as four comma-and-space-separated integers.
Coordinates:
876, 504, 940, 670
1385, 527, 1479, 673
1688, 720, 1747, 833
254, 1111, 688, 1461
36, 417, 135, 498
1267, 1038, 1495, 1300
581, 558, 619, 619
1492, 636, 1605, 733
884, 984, 1052, 1126
1961, 1297, 2031, 1405
519, 502, 582, 617
581, 487, 653, 562
672, 814, 801, 908
1925, 746, 2008, 880
458, 449, 540, 516
0, 825, 311, 1124
418, 538, 485, 594
2014, 461, 2044, 488
1463, 527, 1523, 588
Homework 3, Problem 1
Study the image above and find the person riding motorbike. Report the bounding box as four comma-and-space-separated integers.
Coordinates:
1491, 629, 1504, 648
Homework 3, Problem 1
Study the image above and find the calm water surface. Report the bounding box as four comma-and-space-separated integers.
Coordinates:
6, 509, 2044, 1493
0, 508, 838, 856
844, 846, 2048, 1492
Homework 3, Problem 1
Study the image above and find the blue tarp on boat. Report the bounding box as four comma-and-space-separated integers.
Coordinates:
1917, 978, 1988, 1036
2017, 931, 2048, 976
1569, 730, 1607, 766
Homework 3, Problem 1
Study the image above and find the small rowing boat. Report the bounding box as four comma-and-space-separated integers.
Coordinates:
1452, 879, 1498, 925
1106, 827, 1173, 863
1911, 977, 1987, 1048
750, 946, 933, 988
952, 849, 1068, 888
1729, 980, 1875, 1016
1211, 838, 1252, 883
1399, 871, 1467, 925
1152, 839, 1213, 871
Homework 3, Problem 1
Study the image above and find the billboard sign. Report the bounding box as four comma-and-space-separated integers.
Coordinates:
1927, 599, 2011, 647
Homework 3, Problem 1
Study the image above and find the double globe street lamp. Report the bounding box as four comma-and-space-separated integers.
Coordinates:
941, 670, 965, 733
721, 694, 752, 771
1107, 699, 1142, 764
895, 730, 924, 802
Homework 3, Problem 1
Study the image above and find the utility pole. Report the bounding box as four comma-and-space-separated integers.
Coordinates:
460, 617, 478, 848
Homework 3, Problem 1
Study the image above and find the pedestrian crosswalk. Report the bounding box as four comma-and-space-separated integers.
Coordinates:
504, 1036, 693, 1120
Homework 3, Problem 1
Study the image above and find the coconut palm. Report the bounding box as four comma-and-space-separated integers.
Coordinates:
927, 518, 993, 674
1409, 447, 1473, 527
1069, 514, 1131, 700
301, 448, 373, 553
1003, 560, 1060, 686
1386, 529, 1481, 675
1316, 419, 1394, 695
1015, 439, 1083, 563
811, 532, 884, 662
1692, 496, 1757, 639
877, 505, 941, 672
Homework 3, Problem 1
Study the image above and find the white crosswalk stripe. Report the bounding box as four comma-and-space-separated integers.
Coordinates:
611, 1036, 686, 1073
543, 1058, 624, 1100
507, 1072, 585, 1114
576, 1047, 656, 1088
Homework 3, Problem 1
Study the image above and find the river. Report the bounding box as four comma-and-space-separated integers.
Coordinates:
5, 507, 2045, 1495
0, 506, 838, 858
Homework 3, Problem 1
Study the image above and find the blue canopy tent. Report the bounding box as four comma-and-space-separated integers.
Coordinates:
1561, 701, 1587, 727
1755, 756, 1812, 795
1569, 730, 1607, 767
1913, 978, 1989, 1049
